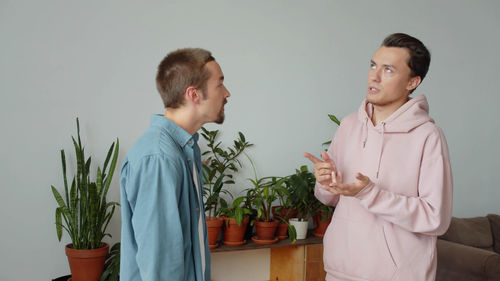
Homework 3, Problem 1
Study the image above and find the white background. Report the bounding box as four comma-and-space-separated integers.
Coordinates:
1, 1, 499, 280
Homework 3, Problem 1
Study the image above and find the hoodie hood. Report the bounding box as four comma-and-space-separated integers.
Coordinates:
357, 95, 434, 178
358, 95, 434, 133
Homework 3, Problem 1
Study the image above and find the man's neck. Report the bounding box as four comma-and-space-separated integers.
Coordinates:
371, 97, 408, 126
164, 109, 202, 135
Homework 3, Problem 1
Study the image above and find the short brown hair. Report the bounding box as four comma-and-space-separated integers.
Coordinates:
382, 33, 431, 81
156, 48, 215, 108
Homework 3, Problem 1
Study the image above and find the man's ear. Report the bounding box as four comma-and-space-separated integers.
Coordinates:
407, 76, 422, 92
185, 86, 201, 104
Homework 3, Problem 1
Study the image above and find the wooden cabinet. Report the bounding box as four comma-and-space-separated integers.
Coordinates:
211, 234, 326, 281
270, 243, 325, 281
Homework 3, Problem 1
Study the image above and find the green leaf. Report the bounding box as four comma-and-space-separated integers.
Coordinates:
233, 196, 244, 207
235, 208, 243, 226
328, 114, 341, 125
51, 186, 67, 210
55, 208, 62, 241
288, 224, 297, 244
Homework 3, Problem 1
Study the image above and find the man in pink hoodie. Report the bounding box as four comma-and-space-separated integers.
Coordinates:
304, 33, 453, 281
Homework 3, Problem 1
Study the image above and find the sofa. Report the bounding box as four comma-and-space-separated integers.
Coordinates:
436, 214, 500, 281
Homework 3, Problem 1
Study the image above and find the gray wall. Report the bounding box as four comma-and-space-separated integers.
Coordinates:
1, 0, 499, 280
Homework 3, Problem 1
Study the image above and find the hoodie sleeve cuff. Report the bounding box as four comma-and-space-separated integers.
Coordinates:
354, 181, 375, 200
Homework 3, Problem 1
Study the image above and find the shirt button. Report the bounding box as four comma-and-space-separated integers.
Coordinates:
180, 142, 184, 146
188, 140, 192, 145
187, 158, 191, 162
196, 208, 199, 211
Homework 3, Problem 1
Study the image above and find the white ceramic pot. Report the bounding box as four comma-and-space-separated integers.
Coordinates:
289, 218, 309, 239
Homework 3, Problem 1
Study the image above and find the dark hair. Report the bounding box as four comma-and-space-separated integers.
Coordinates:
156, 48, 215, 108
382, 33, 431, 83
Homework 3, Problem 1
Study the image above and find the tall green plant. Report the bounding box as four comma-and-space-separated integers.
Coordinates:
201, 127, 252, 218
51, 118, 120, 250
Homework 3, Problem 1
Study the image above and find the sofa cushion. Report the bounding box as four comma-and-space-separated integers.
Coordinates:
436, 239, 500, 281
487, 214, 500, 254
440, 217, 493, 250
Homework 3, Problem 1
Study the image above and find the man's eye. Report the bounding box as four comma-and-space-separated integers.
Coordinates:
370, 64, 376, 69
384, 68, 393, 73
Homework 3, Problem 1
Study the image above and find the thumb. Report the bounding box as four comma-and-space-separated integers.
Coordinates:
321, 152, 332, 162
355, 173, 368, 182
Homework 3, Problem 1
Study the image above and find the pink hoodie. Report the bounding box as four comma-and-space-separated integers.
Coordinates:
316, 95, 453, 281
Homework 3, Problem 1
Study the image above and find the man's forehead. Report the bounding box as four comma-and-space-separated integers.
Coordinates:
205, 61, 224, 79
372, 46, 410, 65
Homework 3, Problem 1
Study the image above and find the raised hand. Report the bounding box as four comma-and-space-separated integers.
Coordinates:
321, 172, 371, 197
303, 152, 337, 187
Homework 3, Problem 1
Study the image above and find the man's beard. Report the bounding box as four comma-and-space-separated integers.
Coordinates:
215, 107, 225, 124
215, 100, 227, 124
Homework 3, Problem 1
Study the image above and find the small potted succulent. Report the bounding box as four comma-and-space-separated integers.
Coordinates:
200, 127, 252, 249
288, 165, 316, 239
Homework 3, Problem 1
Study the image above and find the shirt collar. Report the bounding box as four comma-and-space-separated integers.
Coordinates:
150, 114, 198, 148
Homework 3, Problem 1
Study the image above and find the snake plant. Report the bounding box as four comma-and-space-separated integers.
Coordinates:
51, 118, 120, 250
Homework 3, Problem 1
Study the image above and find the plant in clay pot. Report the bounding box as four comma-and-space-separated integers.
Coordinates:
51, 118, 119, 281
218, 196, 252, 246
288, 165, 317, 239
313, 204, 334, 238
246, 174, 285, 244
200, 127, 252, 249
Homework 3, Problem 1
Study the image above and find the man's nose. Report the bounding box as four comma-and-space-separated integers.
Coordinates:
368, 69, 381, 82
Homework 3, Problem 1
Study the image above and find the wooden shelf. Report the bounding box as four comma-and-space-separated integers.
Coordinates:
210, 232, 322, 253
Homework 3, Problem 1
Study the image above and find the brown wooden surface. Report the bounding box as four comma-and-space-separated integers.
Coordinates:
305, 244, 326, 281
270, 245, 304, 281
210, 233, 322, 253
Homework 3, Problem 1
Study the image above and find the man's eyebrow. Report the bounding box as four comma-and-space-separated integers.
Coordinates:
371, 60, 396, 69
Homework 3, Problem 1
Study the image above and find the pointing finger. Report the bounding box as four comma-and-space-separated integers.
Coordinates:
303, 152, 322, 164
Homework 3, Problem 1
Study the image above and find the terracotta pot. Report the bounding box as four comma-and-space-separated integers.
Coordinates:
65, 243, 109, 281
276, 222, 288, 240
223, 216, 249, 244
313, 214, 332, 238
255, 221, 278, 240
206, 216, 224, 249
272, 206, 297, 220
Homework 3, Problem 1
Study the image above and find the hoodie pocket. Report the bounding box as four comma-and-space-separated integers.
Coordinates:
324, 217, 397, 281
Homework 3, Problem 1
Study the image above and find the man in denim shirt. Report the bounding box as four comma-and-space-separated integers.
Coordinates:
120, 48, 230, 281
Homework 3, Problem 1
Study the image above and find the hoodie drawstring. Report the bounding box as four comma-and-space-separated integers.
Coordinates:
376, 122, 385, 178
362, 117, 369, 148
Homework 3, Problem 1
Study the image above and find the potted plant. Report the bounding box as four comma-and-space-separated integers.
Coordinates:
272, 177, 298, 240
244, 172, 288, 244
313, 204, 334, 238
288, 165, 316, 239
218, 196, 252, 246
51, 118, 119, 281
200, 127, 252, 249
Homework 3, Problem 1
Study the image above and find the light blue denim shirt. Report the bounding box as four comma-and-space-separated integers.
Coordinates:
120, 115, 210, 281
